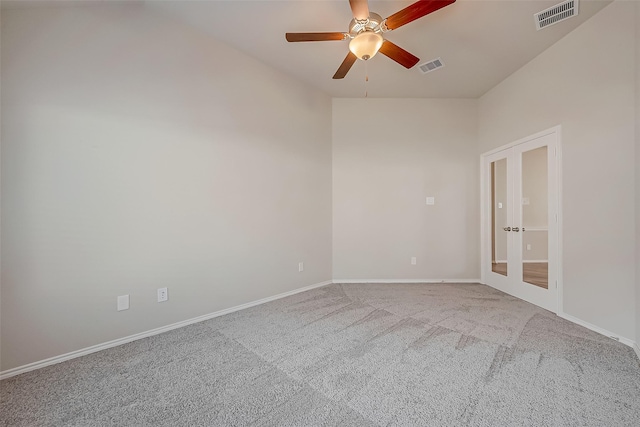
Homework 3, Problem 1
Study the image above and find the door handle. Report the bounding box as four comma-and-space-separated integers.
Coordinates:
503, 227, 511, 232
512, 227, 520, 232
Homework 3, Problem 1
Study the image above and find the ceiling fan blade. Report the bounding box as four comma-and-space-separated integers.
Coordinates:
379, 40, 420, 69
285, 32, 348, 42
384, 0, 456, 31
333, 52, 358, 79
349, 0, 370, 21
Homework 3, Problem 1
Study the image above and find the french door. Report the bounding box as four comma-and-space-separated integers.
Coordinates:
481, 129, 559, 312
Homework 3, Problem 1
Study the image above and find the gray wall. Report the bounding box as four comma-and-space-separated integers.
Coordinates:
1, 3, 333, 371
636, 1, 640, 354
2, 1, 639, 374
478, 1, 637, 341
332, 99, 479, 281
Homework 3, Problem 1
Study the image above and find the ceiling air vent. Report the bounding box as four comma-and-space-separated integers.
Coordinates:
418, 58, 444, 74
534, 0, 579, 30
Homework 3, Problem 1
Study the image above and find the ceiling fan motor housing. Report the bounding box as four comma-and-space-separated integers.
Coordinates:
348, 12, 384, 37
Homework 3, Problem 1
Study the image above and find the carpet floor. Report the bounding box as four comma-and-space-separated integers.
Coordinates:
2, 283, 640, 426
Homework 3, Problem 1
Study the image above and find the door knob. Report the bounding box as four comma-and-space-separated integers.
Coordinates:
503, 227, 511, 232
512, 227, 520, 232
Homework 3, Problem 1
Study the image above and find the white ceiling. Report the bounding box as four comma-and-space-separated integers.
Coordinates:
4, 0, 613, 98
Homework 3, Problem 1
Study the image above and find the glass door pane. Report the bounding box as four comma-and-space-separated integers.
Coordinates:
521, 146, 548, 289
491, 158, 508, 277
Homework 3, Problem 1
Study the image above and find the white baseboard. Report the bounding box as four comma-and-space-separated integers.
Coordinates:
558, 311, 635, 348
0, 280, 333, 380
4, 279, 636, 379
333, 279, 481, 284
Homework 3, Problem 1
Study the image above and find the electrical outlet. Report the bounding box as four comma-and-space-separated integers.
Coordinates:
117, 295, 129, 311
298, 262, 304, 272
526, 244, 532, 251
411, 257, 417, 265
426, 197, 435, 205
157, 287, 168, 303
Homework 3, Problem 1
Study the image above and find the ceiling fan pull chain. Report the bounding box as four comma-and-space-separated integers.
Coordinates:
364, 61, 369, 98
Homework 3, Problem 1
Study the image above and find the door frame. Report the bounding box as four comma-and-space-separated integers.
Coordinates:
480, 126, 563, 313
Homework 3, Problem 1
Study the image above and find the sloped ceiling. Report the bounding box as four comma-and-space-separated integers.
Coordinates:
149, 0, 612, 98
1, 0, 613, 98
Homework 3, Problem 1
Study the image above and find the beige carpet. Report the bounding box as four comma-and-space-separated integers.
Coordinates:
2, 282, 640, 426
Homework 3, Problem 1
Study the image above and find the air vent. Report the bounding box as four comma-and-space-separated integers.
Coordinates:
534, 0, 579, 30
418, 58, 444, 74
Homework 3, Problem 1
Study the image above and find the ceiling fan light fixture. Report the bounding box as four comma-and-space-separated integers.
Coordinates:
349, 31, 383, 60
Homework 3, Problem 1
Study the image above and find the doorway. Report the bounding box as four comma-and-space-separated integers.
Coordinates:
481, 128, 560, 312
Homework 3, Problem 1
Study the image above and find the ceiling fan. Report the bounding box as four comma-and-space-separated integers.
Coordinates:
285, 0, 456, 79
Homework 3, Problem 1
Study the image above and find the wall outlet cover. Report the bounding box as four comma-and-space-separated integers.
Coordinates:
157, 288, 168, 303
